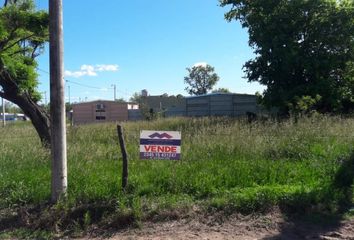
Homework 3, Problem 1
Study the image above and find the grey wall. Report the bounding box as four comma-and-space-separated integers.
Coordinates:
128, 109, 142, 121
141, 96, 186, 113
134, 93, 258, 119
185, 94, 257, 117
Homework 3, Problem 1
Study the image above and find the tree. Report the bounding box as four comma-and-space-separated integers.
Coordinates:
129, 92, 151, 119
0, 0, 51, 144
65, 102, 72, 113
115, 97, 126, 103
129, 92, 143, 104
212, 87, 231, 93
184, 64, 219, 95
221, 0, 354, 114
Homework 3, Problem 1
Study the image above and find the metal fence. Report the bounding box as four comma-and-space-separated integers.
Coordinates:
167, 94, 258, 117
128, 94, 258, 120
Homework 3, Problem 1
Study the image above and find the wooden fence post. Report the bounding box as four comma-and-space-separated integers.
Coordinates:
117, 124, 128, 190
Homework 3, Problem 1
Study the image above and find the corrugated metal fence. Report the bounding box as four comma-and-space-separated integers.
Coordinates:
169, 94, 257, 117
128, 94, 258, 120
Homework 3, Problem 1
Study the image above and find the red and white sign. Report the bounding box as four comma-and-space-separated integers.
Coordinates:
140, 130, 181, 160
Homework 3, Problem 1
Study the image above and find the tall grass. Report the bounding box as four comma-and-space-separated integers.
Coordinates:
0, 116, 353, 214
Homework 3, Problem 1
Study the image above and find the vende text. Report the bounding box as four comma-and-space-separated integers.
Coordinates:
144, 145, 177, 153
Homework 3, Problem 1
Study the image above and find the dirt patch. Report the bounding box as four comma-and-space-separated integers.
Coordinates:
2, 205, 354, 239
84, 209, 354, 240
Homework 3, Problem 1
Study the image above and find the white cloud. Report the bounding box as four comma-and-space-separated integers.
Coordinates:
96, 64, 119, 72
64, 70, 86, 78
80, 65, 97, 76
193, 62, 208, 68
64, 64, 119, 78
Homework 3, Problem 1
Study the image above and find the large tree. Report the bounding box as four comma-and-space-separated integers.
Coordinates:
0, 0, 51, 144
184, 64, 219, 95
221, 0, 354, 114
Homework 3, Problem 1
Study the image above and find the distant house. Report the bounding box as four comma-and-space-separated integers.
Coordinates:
72, 100, 138, 124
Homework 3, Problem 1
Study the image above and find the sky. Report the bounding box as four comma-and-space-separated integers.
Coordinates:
34, 0, 265, 103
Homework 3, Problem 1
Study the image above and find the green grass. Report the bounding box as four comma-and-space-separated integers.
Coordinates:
0, 116, 354, 235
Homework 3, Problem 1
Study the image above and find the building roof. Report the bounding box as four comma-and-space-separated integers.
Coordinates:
186, 93, 256, 99
72, 100, 128, 105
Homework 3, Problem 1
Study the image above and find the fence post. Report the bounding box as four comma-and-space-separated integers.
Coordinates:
117, 124, 128, 190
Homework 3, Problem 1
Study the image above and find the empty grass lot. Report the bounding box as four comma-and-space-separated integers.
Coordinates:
0, 116, 353, 238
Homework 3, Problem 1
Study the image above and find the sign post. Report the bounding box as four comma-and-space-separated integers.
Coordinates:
140, 130, 181, 160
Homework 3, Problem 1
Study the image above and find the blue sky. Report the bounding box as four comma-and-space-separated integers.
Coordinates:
35, 0, 265, 103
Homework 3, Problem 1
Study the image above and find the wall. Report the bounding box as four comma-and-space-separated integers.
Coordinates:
185, 94, 257, 117
137, 94, 258, 118
141, 96, 186, 113
128, 109, 142, 121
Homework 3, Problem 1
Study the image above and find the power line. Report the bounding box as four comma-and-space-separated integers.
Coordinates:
36, 67, 50, 75
66, 79, 113, 90
37, 68, 136, 98
37, 68, 114, 90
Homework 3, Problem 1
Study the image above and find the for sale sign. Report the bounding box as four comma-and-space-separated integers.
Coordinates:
140, 130, 181, 160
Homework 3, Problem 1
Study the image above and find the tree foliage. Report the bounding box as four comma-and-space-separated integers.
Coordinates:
129, 92, 143, 103
184, 64, 219, 95
212, 87, 231, 93
0, 0, 51, 144
221, 0, 354, 114
0, 0, 48, 96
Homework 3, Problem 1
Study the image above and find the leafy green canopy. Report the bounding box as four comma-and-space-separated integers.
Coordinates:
184, 64, 220, 95
221, 0, 354, 113
0, 0, 48, 101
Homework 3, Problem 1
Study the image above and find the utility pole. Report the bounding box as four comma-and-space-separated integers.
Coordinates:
1, 98, 5, 127
68, 85, 70, 104
42, 91, 47, 105
111, 84, 116, 101
49, 0, 67, 203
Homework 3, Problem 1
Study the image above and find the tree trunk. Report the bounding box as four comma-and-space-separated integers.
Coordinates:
0, 68, 51, 147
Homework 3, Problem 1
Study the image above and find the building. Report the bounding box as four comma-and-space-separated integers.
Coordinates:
72, 100, 138, 124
